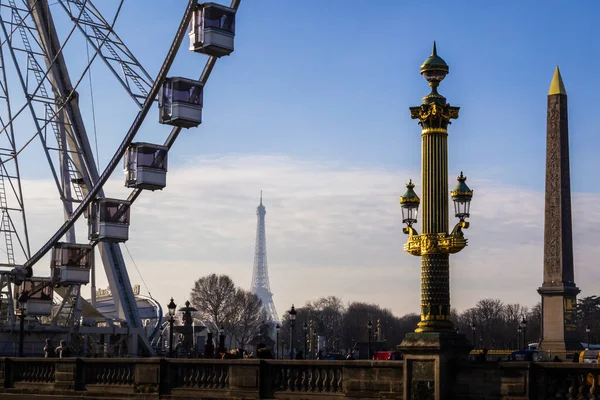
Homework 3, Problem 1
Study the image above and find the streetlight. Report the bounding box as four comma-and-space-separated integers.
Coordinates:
401, 43, 473, 334
288, 305, 297, 359
471, 323, 476, 349
367, 320, 373, 359
520, 317, 527, 350
302, 322, 308, 359
586, 325, 591, 350
17, 291, 28, 357
517, 326, 522, 351
275, 324, 280, 359
167, 297, 177, 357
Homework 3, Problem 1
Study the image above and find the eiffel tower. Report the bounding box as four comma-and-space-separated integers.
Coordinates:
251, 192, 279, 322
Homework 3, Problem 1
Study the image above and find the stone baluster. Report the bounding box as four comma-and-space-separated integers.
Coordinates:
322, 368, 330, 392
336, 368, 343, 392
200, 366, 208, 388
126, 365, 134, 385
294, 367, 302, 391
310, 367, 319, 392
300, 367, 307, 391
330, 368, 338, 391
219, 366, 227, 388
317, 368, 327, 392
286, 367, 294, 391
210, 366, 218, 388
183, 366, 191, 387
191, 366, 200, 387
101, 366, 109, 384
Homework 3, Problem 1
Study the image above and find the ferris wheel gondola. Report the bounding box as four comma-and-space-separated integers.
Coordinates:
0, 0, 241, 356
189, 2, 236, 57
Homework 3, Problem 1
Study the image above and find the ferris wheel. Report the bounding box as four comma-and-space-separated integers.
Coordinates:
0, 0, 240, 356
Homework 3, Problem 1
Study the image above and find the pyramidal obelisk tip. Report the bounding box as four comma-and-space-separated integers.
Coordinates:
548, 65, 567, 96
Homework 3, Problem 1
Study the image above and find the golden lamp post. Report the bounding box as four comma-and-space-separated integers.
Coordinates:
400, 43, 473, 334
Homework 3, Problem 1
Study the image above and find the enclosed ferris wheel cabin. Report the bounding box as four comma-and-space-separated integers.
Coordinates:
51, 243, 94, 286
125, 143, 168, 190
15, 282, 53, 317
189, 2, 235, 56
88, 198, 131, 242
159, 77, 204, 128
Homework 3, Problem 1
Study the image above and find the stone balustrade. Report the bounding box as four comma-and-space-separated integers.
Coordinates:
0, 358, 403, 399
1, 357, 599, 399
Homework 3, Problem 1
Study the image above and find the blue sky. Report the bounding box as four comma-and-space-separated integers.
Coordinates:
45, 0, 600, 191
4, 0, 600, 317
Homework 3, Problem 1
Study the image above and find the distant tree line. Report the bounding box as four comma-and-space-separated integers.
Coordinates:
188, 274, 598, 353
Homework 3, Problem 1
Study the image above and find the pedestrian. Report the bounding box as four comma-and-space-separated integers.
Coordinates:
43, 339, 55, 358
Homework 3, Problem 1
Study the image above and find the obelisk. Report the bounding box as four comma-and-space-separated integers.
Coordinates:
538, 66, 581, 356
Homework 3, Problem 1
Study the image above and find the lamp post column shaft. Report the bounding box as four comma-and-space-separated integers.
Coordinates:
417, 128, 452, 332
368, 329, 372, 359
290, 324, 295, 359
276, 332, 279, 359
304, 332, 308, 358
472, 330, 476, 349
18, 313, 25, 357
169, 319, 174, 357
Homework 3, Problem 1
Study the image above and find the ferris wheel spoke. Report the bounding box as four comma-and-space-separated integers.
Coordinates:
57, 0, 154, 108
0, 34, 30, 266
0, 3, 88, 238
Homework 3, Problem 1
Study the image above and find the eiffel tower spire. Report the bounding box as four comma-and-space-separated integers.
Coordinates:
251, 192, 279, 322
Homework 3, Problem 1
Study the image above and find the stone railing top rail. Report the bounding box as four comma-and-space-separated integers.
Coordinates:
0, 357, 404, 367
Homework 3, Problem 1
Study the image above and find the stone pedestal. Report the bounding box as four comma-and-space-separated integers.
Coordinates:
398, 332, 471, 400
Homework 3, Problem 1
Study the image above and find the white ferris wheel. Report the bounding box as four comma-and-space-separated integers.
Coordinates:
0, 0, 239, 356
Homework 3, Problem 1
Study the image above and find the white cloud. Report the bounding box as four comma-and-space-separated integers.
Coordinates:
11, 155, 600, 318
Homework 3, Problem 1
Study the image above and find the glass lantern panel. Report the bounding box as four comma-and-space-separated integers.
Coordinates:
402, 204, 418, 223
172, 79, 203, 106
137, 146, 168, 170
100, 201, 130, 224
204, 6, 235, 34
454, 200, 471, 217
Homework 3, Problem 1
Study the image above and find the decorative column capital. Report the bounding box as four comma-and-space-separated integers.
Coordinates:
410, 103, 460, 131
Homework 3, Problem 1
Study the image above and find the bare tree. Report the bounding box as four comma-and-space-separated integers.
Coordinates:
189, 274, 236, 331
227, 289, 266, 349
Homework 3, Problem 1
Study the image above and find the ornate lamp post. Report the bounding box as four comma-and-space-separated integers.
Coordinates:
275, 324, 280, 359
367, 320, 373, 359
302, 322, 308, 358
400, 42, 473, 334
471, 323, 476, 349
586, 325, 591, 349
17, 291, 28, 357
520, 317, 527, 350
288, 305, 297, 359
517, 326, 522, 350
167, 297, 177, 357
